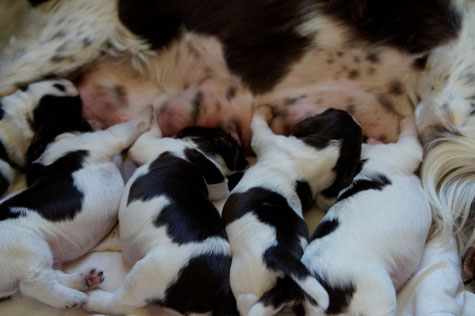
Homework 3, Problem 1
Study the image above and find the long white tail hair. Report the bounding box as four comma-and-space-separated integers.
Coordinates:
416, 0, 475, 254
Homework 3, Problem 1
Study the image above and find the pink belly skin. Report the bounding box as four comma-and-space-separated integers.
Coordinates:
79, 70, 400, 150
78, 34, 418, 151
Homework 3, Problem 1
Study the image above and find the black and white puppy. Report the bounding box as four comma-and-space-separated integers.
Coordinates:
0, 116, 150, 308
0, 79, 88, 196
221, 107, 363, 316
85, 118, 248, 315
301, 118, 431, 315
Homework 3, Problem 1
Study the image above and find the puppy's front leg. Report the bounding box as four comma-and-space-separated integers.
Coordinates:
93, 109, 153, 159
55, 267, 104, 291
250, 105, 275, 156
394, 117, 423, 173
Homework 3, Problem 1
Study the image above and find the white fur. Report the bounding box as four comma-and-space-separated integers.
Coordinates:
0, 117, 149, 308
0, 78, 79, 196
0, 79, 78, 167
0, 0, 472, 261
302, 118, 432, 316
228, 109, 343, 314
415, 0, 475, 254
85, 119, 235, 315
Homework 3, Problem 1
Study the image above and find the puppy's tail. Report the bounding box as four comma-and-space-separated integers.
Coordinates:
249, 247, 329, 315
248, 277, 307, 316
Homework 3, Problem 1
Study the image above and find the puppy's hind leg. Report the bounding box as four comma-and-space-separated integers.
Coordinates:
90, 108, 154, 160
84, 252, 165, 315
347, 266, 397, 316
250, 105, 276, 156
55, 267, 105, 291
394, 117, 424, 173
19, 268, 88, 308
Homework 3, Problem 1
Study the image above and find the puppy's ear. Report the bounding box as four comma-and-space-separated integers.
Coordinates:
26, 162, 45, 186
184, 148, 226, 185
292, 116, 316, 137
322, 130, 363, 198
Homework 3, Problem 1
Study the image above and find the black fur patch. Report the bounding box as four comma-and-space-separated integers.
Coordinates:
259, 276, 305, 312
223, 187, 309, 256
0, 296, 11, 303
184, 148, 225, 185
0, 170, 10, 197
118, 0, 311, 93
28, 0, 49, 6
292, 109, 363, 198
148, 254, 237, 315
0, 150, 87, 222
314, 274, 355, 315
413, 55, 429, 70
176, 127, 248, 172
127, 152, 227, 244
263, 246, 311, 280
296, 180, 313, 211
191, 91, 203, 122
223, 187, 311, 280
0, 100, 5, 120
53, 83, 66, 92
318, 0, 461, 53
337, 173, 392, 202
226, 171, 244, 191
26, 95, 92, 166
310, 218, 339, 241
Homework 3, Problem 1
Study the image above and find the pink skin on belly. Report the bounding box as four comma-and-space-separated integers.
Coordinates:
260, 80, 401, 141
77, 35, 411, 150
78, 72, 401, 150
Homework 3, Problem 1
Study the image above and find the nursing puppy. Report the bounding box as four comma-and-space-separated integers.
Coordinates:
221, 107, 363, 315
85, 119, 248, 315
0, 78, 87, 195
0, 117, 150, 308
300, 118, 431, 315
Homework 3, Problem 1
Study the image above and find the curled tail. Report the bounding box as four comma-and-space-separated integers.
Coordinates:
248, 277, 307, 316
249, 247, 329, 316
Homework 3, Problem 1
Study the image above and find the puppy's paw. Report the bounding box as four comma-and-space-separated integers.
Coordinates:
82, 268, 105, 290
64, 291, 88, 309
134, 105, 155, 133
253, 105, 273, 122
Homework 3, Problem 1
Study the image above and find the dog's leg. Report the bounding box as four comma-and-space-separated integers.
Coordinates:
127, 111, 163, 165
374, 117, 422, 174
0, 0, 117, 96
88, 110, 153, 160
84, 252, 166, 314
55, 267, 104, 291
393, 117, 423, 173
250, 106, 276, 156
19, 268, 88, 308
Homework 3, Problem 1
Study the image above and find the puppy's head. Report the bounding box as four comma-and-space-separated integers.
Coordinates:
293, 108, 363, 200
26, 80, 92, 164
27, 79, 79, 103
177, 127, 249, 172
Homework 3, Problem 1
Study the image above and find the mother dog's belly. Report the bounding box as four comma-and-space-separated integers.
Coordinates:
78, 33, 422, 149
